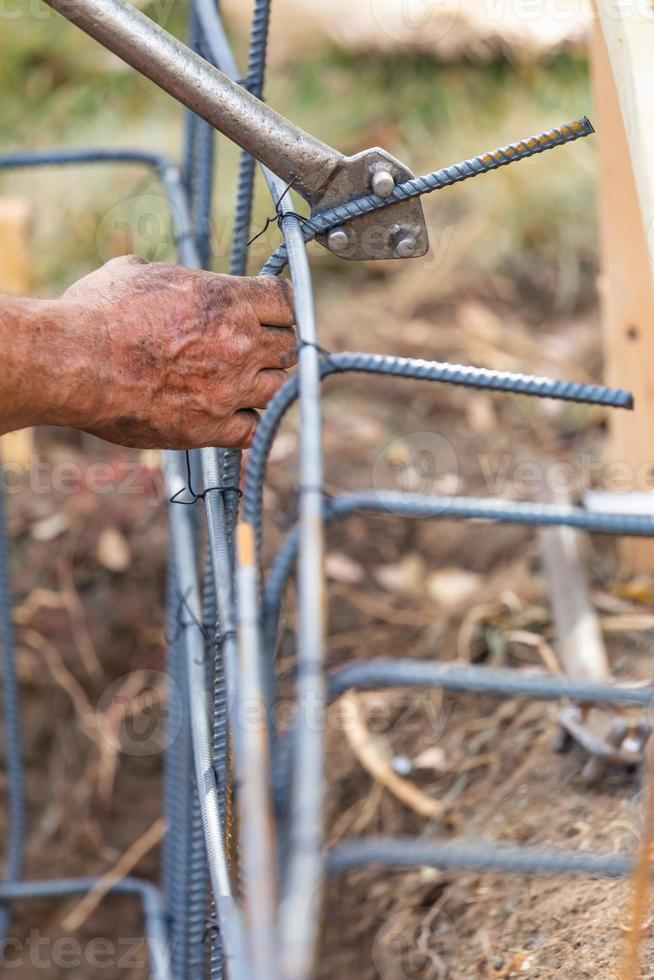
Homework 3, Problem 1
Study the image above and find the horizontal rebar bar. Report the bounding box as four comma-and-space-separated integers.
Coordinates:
244, 352, 633, 577
0, 877, 172, 980
327, 837, 633, 879
262, 117, 595, 274
328, 658, 654, 707
262, 492, 654, 650
0, 148, 169, 171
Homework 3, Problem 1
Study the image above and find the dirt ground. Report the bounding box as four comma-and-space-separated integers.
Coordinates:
2, 255, 654, 979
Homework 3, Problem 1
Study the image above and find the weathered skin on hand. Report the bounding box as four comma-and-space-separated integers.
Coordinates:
0, 255, 297, 450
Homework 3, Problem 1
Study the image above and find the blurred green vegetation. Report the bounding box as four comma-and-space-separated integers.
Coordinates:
0, 2, 596, 313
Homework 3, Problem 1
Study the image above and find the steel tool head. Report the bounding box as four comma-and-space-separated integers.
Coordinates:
314, 147, 429, 261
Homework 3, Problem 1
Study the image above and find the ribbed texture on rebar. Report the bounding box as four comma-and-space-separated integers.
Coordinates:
328, 836, 631, 879
230, 0, 274, 275
0, 477, 25, 946
328, 657, 654, 706
262, 118, 595, 274
244, 351, 633, 576
162, 549, 194, 979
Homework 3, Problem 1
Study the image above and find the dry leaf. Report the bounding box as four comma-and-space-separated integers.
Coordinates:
375, 553, 426, 596
31, 512, 71, 542
413, 746, 448, 772
426, 568, 481, 605
466, 394, 496, 436
97, 527, 131, 573
325, 552, 365, 585
615, 577, 654, 605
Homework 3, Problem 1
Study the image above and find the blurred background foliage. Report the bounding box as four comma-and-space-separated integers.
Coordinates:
0, 0, 596, 317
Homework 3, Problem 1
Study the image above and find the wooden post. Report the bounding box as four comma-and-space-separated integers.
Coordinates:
591, 10, 654, 571
0, 198, 29, 294
0, 198, 34, 467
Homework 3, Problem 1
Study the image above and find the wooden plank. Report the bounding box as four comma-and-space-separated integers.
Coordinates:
0, 198, 34, 466
595, 2, 654, 282
0, 198, 30, 295
591, 18, 654, 571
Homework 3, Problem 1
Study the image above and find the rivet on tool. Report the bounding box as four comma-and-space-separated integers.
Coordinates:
371, 168, 396, 199
395, 231, 418, 258
327, 228, 350, 252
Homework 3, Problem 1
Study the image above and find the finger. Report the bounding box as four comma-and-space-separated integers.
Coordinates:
243, 368, 289, 409
214, 409, 260, 449
246, 276, 295, 327
256, 325, 298, 369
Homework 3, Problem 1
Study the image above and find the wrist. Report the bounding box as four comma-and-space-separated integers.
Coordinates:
0, 295, 100, 433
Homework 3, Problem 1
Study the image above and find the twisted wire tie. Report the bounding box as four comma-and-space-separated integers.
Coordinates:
247, 176, 319, 247
169, 450, 242, 505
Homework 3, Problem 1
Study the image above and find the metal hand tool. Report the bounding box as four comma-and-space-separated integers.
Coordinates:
540, 487, 651, 782
42, 0, 429, 262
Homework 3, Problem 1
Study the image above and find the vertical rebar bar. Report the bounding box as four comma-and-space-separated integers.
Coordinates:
161, 550, 194, 978
0, 474, 25, 948
230, 0, 274, 276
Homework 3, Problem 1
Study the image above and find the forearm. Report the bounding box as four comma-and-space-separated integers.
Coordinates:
0, 294, 93, 436
1, 295, 57, 434
0, 258, 296, 451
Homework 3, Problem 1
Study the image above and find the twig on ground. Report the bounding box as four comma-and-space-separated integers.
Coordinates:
339, 691, 442, 819
96, 669, 164, 804
504, 629, 563, 676
331, 582, 433, 627
61, 817, 166, 932
19, 627, 98, 743
58, 555, 103, 679
15, 581, 102, 679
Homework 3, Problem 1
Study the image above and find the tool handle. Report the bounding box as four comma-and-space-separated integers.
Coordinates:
43, 0, 343, 206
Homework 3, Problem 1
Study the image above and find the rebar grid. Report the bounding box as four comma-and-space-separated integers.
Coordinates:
0, 3, 651, 980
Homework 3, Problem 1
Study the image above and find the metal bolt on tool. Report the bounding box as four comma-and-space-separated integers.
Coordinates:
327, 228, 350, 253
395, 232, 418, 258
371, 167, 396, 198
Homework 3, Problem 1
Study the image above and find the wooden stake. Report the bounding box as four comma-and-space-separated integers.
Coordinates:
0, 197, 29, 295
0, 197, 34, 466
591, 16, 654, 571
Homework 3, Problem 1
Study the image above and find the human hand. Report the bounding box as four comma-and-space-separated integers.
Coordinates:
25, 256, 297, 449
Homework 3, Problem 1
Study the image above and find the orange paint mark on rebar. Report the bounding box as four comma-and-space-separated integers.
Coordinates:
620, 739, 654, 980
237, 521, 255, 566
